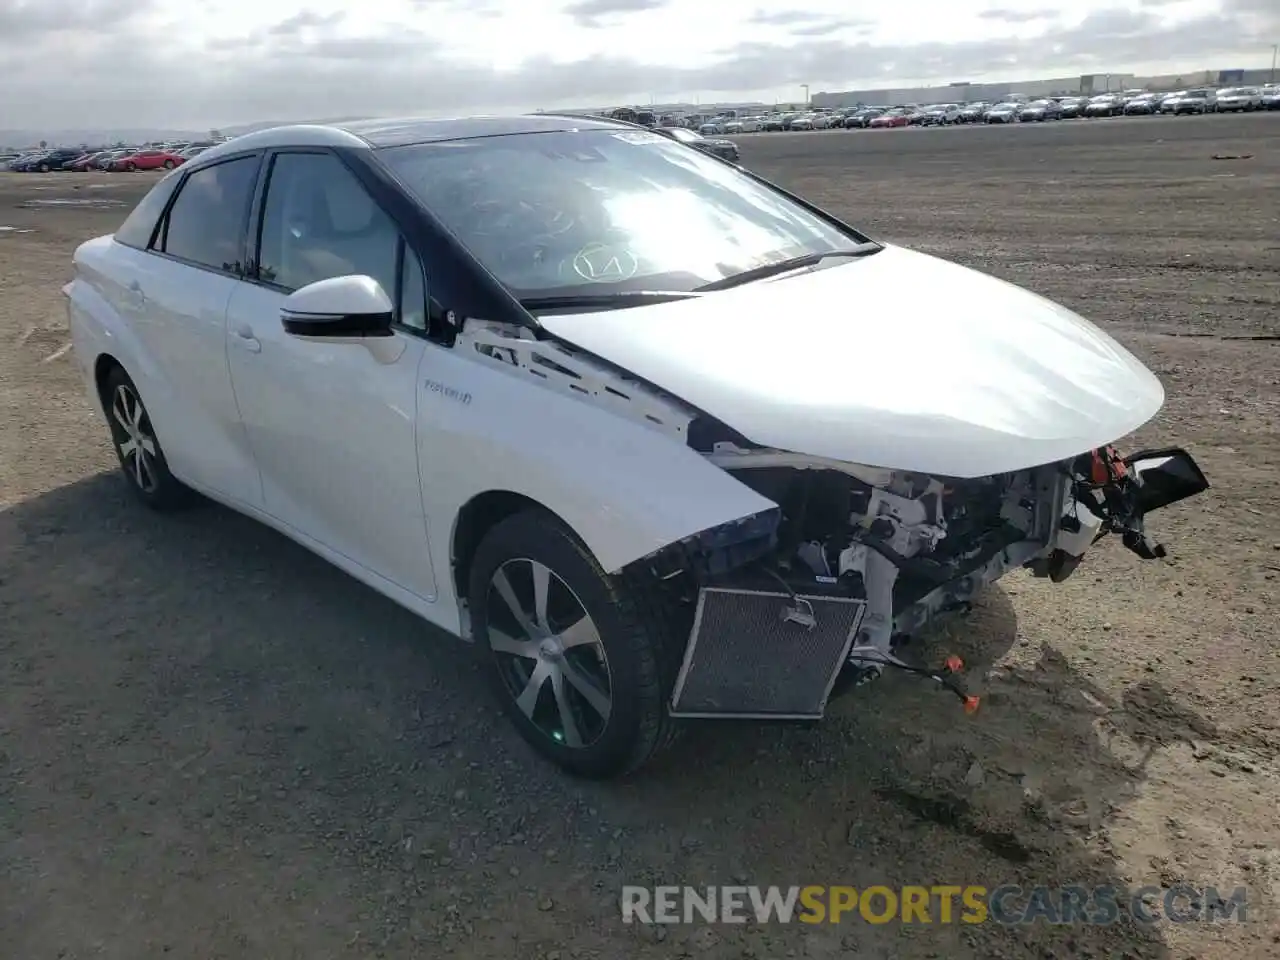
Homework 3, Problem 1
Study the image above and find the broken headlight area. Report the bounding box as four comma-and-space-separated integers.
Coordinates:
633, 446, 1207, 722
1029, 445, 1210, 581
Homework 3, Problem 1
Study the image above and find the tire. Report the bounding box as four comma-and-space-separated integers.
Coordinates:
101, 365, 194, 510
163, 159, 175, 169
468, 508, 681, 779
38, 163, 49, 173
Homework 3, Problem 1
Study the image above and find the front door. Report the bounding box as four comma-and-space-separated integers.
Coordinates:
224, 150, 437, 600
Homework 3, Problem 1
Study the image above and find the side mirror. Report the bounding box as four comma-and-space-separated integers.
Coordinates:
280, 275, 394, 340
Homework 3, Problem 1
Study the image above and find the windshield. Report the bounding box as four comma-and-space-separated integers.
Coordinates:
379, 129, 868, 298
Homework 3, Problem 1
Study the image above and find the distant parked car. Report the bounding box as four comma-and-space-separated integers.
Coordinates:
69, 150, 118, 172
1262, 85, 1280, 110
93, 149, 130, 170
10, 148, 84, 172
958, 102, 989, 123
1084, 95, 1124, 117
1057, 97, 1087, 118
1170, 91, 1213, 115
920, 103, 962, 125
1123, 94, 1161, 115
1215, 87, 1263, 112
984, 102, 1021, 124
108, 149, 185, 172
653, 126, 740, 163
1018, 99, 1063, 121
843, 108, 883, 128
869, 109, 911, 128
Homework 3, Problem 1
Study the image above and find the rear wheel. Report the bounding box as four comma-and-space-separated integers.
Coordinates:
467, 509, 681, 779
162, 159, 175, 169
102, 365, 194, 510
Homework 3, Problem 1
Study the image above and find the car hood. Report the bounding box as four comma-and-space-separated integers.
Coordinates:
537, 244, 1165, 479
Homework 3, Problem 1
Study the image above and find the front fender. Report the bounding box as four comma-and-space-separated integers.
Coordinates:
418, 341, 778, 582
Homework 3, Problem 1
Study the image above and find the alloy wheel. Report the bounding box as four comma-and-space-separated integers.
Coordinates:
486, 558, 613, 749
111, 383, 159, 493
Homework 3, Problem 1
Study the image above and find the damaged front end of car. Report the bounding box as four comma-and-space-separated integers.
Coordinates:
626, 440, 1209, 722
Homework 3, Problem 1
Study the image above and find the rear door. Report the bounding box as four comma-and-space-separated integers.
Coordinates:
119, 153, 266, 507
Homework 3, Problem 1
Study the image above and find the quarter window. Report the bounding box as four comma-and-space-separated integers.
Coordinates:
156, 155, 259, 274
399, 247, 428, 332
256, 152, 400, 301
114, 170, 182, 250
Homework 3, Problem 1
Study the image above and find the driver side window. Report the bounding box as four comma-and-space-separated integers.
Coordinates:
256, 152, 400, 302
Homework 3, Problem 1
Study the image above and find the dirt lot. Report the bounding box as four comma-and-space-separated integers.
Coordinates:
2, 114, 1278, 960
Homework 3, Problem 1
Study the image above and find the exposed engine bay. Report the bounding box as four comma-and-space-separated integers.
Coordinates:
645, 441, 1207, 717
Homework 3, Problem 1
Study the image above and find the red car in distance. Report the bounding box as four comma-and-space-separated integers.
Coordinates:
67, 151, 113, 172
868, 108, 912, 128
107, 149, 185, 172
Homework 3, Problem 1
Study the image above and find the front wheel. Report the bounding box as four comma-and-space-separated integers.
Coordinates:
125, 162, 136, 172
468, 509, 681, 779
102, 365, 194, 510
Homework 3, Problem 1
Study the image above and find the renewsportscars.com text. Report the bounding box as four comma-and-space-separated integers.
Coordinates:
620, 884, 1248, 925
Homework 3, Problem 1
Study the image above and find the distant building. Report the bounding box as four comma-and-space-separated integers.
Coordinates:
811, 76, 1079, 108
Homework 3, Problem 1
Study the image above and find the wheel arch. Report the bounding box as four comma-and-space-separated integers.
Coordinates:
449, 490, 581, 638
93, 352, 125, 412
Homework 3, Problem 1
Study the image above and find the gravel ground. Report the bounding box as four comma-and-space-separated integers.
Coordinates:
2, 113, 1278, 960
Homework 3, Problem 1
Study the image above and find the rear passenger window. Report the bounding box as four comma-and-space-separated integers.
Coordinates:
157, 155, 259, 274
114, 171, 181, 250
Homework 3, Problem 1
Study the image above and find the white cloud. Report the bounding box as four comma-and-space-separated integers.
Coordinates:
0, 0, 1273, 132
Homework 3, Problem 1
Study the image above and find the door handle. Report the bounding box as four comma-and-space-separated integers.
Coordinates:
126, 280, 146, 305
233, 327, 261, 353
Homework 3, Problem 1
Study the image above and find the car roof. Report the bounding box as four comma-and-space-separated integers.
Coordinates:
190, 113, 634, 168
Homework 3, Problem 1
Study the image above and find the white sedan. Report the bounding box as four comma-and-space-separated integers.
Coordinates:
65, 115, 1209, 778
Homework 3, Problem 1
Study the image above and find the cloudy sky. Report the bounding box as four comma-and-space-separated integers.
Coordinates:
2, 0, 1276, 130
